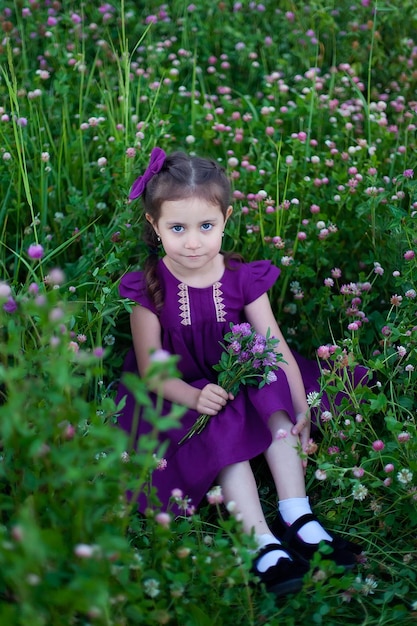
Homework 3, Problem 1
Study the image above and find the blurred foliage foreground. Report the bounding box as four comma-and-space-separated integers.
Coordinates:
0, 0, 417, 624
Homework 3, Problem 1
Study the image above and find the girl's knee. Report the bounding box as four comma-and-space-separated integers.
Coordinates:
268, 410, 292, 429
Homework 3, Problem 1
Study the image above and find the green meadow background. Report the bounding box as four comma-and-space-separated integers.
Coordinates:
0, 1, 416, 624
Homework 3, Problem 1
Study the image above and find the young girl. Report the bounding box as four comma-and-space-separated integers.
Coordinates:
116, 148, 363, 596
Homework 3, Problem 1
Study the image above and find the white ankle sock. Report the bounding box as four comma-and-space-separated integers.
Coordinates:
255, 533, 290, 573
278, 497, 332, 544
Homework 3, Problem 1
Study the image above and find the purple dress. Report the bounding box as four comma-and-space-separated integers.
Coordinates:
115, 259, 366, 513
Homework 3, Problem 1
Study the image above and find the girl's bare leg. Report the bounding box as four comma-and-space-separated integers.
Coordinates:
264, 410, 306, 500
217, 459, 271, 535
265, 410, 333, 544
217, 460, 301, 572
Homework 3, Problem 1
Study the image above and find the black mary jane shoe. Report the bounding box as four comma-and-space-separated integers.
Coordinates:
271, 513, 363, 570
251, 544, 310, 597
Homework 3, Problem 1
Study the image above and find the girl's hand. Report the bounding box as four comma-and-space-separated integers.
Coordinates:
291, 411, 311, 470
196, 384, 233, 415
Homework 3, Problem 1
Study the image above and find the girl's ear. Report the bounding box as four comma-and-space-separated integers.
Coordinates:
145, 213, 160, 238
224, 205, 233, 225
145, 213, 155, 227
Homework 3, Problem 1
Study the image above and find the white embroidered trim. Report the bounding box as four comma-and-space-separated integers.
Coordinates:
177, 281, 226, 325
213, 281, 226, 322
178, 283, 191, 326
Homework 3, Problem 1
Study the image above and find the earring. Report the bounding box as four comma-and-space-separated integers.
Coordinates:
156, 234, 161, 242
222, 232, 225, 238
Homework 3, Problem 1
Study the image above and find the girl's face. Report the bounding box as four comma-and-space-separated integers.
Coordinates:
146, 197, 232, 274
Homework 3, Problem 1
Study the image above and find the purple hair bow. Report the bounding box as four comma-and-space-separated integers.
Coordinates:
129, 147, 166, 200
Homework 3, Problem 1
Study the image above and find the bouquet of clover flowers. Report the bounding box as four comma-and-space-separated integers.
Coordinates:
179, 323, 285, 444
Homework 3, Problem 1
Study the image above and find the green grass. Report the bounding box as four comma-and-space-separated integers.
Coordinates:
0, 1, 416, 624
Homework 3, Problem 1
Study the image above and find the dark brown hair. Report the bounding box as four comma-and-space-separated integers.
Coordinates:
141, 151, 238, 309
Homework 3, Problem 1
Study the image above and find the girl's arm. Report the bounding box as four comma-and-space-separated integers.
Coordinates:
130, 305, 230, 415
244, 293, 311, 447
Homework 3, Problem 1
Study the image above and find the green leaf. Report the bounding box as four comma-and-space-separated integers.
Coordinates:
220, 351, 230, 368
369, 393, 388, 412
185, 604, 215, 626
398, 395, 414, 410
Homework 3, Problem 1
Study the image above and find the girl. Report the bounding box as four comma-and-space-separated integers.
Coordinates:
116, 148, 363, 596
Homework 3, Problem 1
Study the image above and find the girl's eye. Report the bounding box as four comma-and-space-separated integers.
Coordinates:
172, 225, 184, 233
201, 223, 213, 231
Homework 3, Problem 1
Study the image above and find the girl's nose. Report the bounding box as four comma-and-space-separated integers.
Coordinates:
185, 234, 201, 249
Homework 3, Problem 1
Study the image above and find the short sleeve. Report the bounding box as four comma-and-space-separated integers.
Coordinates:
119, 271, 157, 315
243, 260, 280, 304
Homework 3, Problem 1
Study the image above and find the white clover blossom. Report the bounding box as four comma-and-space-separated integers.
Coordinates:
397, 469, 413, 485
352, 483, 368, 501
130, 551, 143, 570
356, 574, 378, 596
363, 576, 378, 595
321, 410, 332, 422
276, 428, 288, 440
150, 348, 171, 363
306, 391, 321, 408
153, 454, 167, 471
207, 485, 223, 505
104, 334, 115, 346
74, 543, 96, 558
0, 282, 12, 298
315, 469, 327, 481
143, 578, 160, 598
155, 512, 171, 528
266, 371, 277, 383
396, 345, 407, 358
26, 573, 41, 586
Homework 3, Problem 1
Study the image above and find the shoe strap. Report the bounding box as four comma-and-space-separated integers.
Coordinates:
252, 543, 293, 578
280, 513, 363, 554
282, 513, 322, 542
253, 543, 290, 569
256, 543, 286, 559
